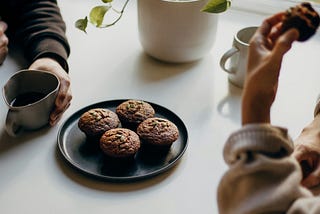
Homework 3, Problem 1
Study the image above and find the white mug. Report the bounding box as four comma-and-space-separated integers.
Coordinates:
220, 26, 258, 88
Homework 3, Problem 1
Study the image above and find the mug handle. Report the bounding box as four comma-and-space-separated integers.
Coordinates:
5, 110, 22, 137
220, 47, 239, 74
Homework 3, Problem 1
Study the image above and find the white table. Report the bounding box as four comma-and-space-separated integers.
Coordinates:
1, 1, 320, 213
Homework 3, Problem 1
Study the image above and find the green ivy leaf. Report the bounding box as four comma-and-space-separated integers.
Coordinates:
75, 16, 88, 33
202, 0, 231, 13
102, 0, 113, 3
89, 5, 111, 27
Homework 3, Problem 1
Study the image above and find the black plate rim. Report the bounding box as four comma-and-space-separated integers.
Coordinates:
57, 99, 188, 182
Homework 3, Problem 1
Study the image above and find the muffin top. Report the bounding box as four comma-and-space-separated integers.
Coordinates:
281, 2, 320, 41
116, 100, 155, 125
78, 108, 120, 137
137, 117, 179, 146
100, 128, 141, 158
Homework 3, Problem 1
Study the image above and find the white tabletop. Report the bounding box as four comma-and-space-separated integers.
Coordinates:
1, 1, 320, 213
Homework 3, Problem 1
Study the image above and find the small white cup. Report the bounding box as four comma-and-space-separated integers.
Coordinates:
220, 26, 258, 88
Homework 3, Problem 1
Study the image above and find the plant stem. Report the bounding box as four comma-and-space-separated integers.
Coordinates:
100, 0, 130, 28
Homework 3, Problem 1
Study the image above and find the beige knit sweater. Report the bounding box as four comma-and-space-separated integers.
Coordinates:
218, 124, 320, 214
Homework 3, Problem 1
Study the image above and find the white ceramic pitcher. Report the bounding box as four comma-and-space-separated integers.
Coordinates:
2, 69, 60, 136
137, 0, 218, 63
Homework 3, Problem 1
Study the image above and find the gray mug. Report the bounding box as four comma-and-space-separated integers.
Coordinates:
220, 26, 258, 88
2, 69, 60, 136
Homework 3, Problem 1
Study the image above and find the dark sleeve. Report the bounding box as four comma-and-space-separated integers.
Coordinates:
4, 0, 70, 72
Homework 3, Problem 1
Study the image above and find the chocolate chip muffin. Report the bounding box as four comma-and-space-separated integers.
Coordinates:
78, 108, 120, 141
99, 128, 141, 159
137, 117, 179, 151
116, 100, 155, 130
281, 2, 320, 41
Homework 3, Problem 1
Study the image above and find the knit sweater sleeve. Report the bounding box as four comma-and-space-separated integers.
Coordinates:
4, 0, 70, 72
218, 124, 320, 214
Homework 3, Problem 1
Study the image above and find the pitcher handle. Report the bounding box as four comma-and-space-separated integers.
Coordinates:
5, 110, 22, 137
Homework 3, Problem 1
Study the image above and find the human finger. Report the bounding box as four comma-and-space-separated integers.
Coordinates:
49, 86, 72, 126
50, 114, 62, 126
49, 99, 71, 126
248, 13, 287, 59
292, 144, 314, 167
0, 46, 8, 64
293, 147, 320, 186
301, 159, 320, 188
271, 28, 299, 60
0, 21, 8, 33
292, 146, 306, 160
49, 98, 67, 126
274, 28, 299, 53
0, 27, 9, 64
258, 12, 285, 37
268, 22, 284, 42
0, 33, 8, 48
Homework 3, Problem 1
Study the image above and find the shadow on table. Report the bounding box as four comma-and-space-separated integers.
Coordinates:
55, 145, 182, 192
135, 52, 205, 82
0, 126, 51, 154
0, 46, 42, 150
217, 82, 243, 124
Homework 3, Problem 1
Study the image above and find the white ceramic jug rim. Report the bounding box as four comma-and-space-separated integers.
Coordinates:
2, 69, 60, 109
161, 0, 204, 3
234, 26, 258, 47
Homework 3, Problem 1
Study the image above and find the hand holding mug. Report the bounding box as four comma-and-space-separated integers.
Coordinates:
2, 69, 60, 136
0, 20, 9, 64
29, 57, 72, 126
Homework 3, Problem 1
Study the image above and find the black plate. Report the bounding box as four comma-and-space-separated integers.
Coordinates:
57, 99, 188, 182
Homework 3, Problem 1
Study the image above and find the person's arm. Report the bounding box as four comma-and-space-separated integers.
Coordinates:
2, 0, 72, 126
242, 12, 298, 125
218, 13, 320, 213
4, 0, 70, 71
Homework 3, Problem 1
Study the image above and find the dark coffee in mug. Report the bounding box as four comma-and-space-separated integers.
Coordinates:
10, 92, 47, 107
